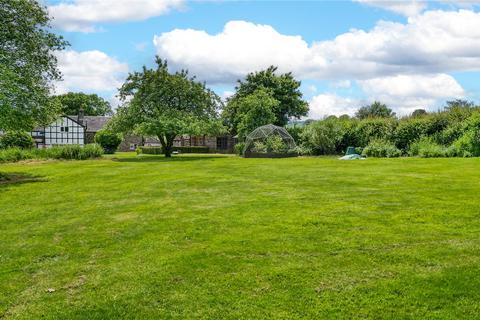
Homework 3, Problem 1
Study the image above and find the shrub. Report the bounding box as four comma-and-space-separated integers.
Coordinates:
0, 144, 103, 163
252, 141, 267, 153
362, 140, 401, 158
300, 118, 345, 155
355, 118, 397, 147
138, 146, 210, 155
408, 137, 447, 158
393, 118, 430, 151
0, 131, 34, 149
265, 135, 288, 153
451, 131, 480, 157
234, 142, 245, 155
94, 129, 122, 154
286, 125, 304, 145
0, 147, 30, 162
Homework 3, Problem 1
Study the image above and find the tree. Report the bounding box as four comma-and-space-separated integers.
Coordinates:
111, 57, 223, 157
444, 99, 477, 122
52, 92, 113, 116
94, 129, 122, 154
355, 101, 396, 120
233, 89, 278, 140
0, 0, 68, 131
411, 109, 428, 118
223, 66, 308, 133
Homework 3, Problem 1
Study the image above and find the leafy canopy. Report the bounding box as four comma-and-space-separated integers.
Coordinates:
0, 0, 68, 130
234, 88, 278, 140
111, 57, 223, 157
94, 129, 122, 154
52, 92, 113, 116
355, 101, 396, 120
223, 66, 308, 133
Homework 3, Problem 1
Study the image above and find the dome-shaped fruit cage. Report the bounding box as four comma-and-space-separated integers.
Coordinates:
243, 124, 298, 158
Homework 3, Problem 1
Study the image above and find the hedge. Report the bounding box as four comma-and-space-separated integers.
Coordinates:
137, 146, 210, 155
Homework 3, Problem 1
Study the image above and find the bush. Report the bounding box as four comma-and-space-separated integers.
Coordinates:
0, 144, 103, 163
408, 137, 447, 158
265, 135, 289, 153
356, 118, 397, 147
393, 118, 430, 151
362, 140, 401, 158
138, 146, 210, 155
252, 141, 267, 153
0, 131, 34, 149
300, 118, 345, 155
94, 129, 122, 154
234, 142, 245, 155
451, 131, 480, 157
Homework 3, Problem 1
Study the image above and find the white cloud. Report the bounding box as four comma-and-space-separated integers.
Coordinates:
153, 10, 480, 84
134, 42, 148, 52
55, 50, 129, 94
308, 94, 361, 119
354, 0, 427, 16
49, 0, 184, 32
358, 73, 465, 114
331, 80, 352, 89
154, 20, 323, 83
222, 90, 235, 101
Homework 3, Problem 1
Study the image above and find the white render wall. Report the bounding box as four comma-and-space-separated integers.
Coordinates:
44, 117, 85, 147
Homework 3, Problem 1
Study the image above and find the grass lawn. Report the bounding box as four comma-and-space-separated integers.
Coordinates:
1, 153, 480, 319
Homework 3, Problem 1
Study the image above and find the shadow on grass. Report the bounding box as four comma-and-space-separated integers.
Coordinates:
0, 172, 46, 190
113, 154, 231, 163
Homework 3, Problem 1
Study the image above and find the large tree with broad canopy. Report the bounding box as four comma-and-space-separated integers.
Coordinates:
110, 57, 224, 157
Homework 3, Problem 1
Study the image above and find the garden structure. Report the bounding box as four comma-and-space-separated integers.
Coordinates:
243, 124, 297, 158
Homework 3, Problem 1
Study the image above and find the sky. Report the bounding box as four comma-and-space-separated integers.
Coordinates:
45, 0, 480, 119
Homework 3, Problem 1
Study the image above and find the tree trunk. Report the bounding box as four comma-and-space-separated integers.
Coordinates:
158, 133, 176, 158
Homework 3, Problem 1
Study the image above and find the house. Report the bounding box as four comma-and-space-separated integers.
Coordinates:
31, 111, 111, 148
31, 116, 85, 148
131, 134, 235, 153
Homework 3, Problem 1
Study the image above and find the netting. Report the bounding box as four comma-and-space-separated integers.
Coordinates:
243, 124, 297, 155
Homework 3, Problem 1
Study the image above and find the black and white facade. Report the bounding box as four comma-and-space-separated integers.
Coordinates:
32, 116, 85, 148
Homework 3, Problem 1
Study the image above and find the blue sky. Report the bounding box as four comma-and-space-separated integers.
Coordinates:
46, 0, 480, 118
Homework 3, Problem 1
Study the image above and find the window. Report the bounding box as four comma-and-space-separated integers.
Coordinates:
216, 137, 228, 150
60, 127, 69, 132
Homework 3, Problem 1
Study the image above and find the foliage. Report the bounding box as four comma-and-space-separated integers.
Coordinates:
392, 118, 430, 150
234, 142, 245, 155
286, 125, 304, 145
411, 109, 428, 117
250, 135, 292, 154
362, 139, 401, 158
0, 131, 34, 149
355, 101, 395, 119
0, 144, 103, 163
94, 129, 122, 154
0, 0, 68, 131
223, 66, 308, 133
111, 57, 224, 157
355, 118, 397, 147
444, 99, 477, 122
234, 88, 277, 140
137, 146, 210, 155
300, 117, 346, 155
52, 92, 113, 116
408, 137, 447, 158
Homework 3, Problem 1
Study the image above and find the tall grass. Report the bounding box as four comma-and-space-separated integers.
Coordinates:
0, 144, 104, 163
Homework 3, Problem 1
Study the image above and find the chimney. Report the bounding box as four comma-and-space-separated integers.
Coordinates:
78, 107, 85, 126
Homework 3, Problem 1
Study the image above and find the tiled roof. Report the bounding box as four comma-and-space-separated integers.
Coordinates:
69, 116, 111, 132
